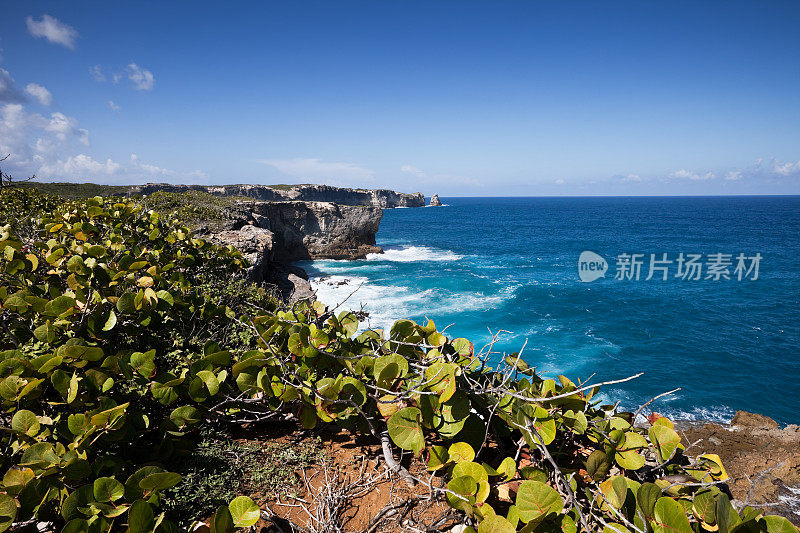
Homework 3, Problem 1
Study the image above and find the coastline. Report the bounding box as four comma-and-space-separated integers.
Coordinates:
147, 187, 800, 524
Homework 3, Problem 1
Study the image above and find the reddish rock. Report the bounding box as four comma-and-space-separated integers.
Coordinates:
731, 410, 779, 429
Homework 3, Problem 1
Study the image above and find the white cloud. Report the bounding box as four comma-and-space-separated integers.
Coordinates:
89, 65, 105, 82
126, 63, 154, 91
26, 15, 78, 49
0, 65, 203, 184
108, 100, 120, 111
554, 178, 566, 184
0, 102, 91, 180
773, 160, 800, 176
724, 170, 742, 181
669, 169, 716, 181
39, 154, 120, 178
45, 112, 88, 145
25, 83, 52, 106
400, 164, 426, 177
620, 173, 642, 182
259, 157, 374, 184
0, 69, 26, 103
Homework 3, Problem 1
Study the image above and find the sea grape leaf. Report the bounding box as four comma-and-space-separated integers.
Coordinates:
653, 497, 692, 533
387, 407, 425, 454
649, 424, 681, 463
477, 514, 515, 533
228, 496, 260, 528
515, 480, 563, 525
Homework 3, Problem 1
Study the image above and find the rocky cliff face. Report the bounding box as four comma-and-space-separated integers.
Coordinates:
247, 201, 382, 261
130, 183, 424, 208
206, 199, 383, 300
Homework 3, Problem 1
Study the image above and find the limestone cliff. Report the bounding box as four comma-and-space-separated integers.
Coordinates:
247, 201, 382, 261
206, 199, 382, 300
130, 183, 424, 208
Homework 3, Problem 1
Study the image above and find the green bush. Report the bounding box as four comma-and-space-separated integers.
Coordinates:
0, 189, 795, 533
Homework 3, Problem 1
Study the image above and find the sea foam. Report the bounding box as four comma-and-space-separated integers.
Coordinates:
366, 245, 463, 262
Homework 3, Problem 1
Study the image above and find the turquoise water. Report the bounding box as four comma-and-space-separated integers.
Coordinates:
300, 197, 800, 425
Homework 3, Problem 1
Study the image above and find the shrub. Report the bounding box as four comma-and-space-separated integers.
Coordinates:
0, 189, 795, 533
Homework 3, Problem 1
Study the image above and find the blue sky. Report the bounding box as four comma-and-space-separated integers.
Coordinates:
1, 1, 799, 195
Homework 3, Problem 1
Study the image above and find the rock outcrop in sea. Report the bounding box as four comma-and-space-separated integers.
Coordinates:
129, 183, 425, 208
429, 194, 442, 206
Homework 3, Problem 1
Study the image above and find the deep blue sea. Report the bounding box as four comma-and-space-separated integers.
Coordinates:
299, 197, 800, 425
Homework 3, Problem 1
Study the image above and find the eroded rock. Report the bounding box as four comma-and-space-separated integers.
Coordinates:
731, 410, 779, 429
208, 225, 273, 282
248, 201, 382, 261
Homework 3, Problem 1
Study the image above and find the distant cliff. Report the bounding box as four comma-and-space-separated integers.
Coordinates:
130, 183, 425, 208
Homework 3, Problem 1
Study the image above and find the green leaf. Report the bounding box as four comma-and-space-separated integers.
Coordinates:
60, 345, 104, 362
102, 310, 117, 331
3, 467, 34, 496
636, 483, 661, 521
11, 409, 40, 437
139, 472, 182, 492
129, 500, 155, 533
44, 295, 76, 317
614, 431, 647, 471
691, 489, 717, 526
93, 477, 124, 503
759, 515, 798, 533
0, 493, 17, 533
448, 442, 475, 463
374, 354, 408, 388
170, 405, 201, 430
228, 496, 260, 528
66, 372, 80, 403
20, 442, 59, 468
432, 389, 470, 438
211, 505, 234, 533
33, 321, 56, 343
446, 475, 478, 512
602, 524, 631, 533
496, 457, 517, 482
653, 497, 692, 533
649, 425, 681, 463
116, 292, 137, 313
515, 480, 563, 525
67, 414, 91, 436
427, 445, 450, 471
61, 518, 90, 533
477, 515, 516, 533
586, 449, 612, 481
716, 493, 741, 533
387, 407, 425, 455
130, 350, 156, 378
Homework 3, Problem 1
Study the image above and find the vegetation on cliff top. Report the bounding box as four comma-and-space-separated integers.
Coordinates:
0, 187, 796, 533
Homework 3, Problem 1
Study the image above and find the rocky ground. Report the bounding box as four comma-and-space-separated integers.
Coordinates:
678, 411, 800, 523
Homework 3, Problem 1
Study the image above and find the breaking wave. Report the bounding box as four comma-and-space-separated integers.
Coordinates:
366, 245, 463, 262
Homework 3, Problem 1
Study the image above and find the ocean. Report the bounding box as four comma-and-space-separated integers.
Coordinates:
298, 196, 800, 425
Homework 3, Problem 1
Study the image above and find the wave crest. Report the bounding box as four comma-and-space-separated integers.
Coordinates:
367, 245, 463, 262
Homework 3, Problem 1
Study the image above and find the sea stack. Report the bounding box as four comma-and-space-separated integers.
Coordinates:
429, 193, 442, 206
